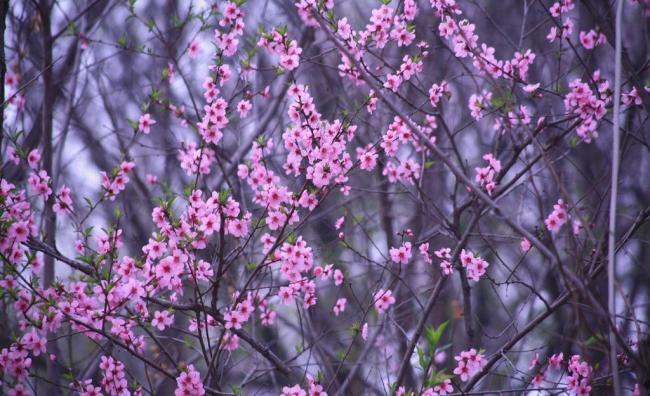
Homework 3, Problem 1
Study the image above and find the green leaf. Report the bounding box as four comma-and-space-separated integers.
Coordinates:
83, 197, 94, 209
146, 18, 155, 32
66, 22, 77, 35
491, 95, 504, 108
424, 321, 448, 352
150, 88, 161, 101
127, 118, 138, 130
417, 346, 428, 369
129, 0, 137, 15
427, 369, 453, 387
219, 188, 230, 203
171, 14, 183, 29
117, 33, 128, 48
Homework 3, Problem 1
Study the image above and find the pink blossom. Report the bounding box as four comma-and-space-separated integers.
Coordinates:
453, 348, 487, 382
373, 289, 396, 314
389, 241, 412, 265
187, 39, 200, 58
334, 269, 344, 286
138, 113, 156, 134
332, 298, 347, 316
174, 364, 205, 396
237, 99, 252, 118
545, 199, 569, 233
151, 310, 174, 331
548, 352, 564, 369
361, 323, 368, 340
27, 149, 41, 169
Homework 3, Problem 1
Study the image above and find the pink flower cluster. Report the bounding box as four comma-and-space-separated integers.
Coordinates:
566, 355, 592, 395
434, 247, 453, 276
174, 364, 205, 396
280, 376, 328, 396
390, 241, 413, 265
332, 297, 347, 316
373, 289, 396, 314
623, 87, 643, 107
27, 169, 52, 199
258, 296, 277, 326
99, 355, 129, 395
419, 242, 432, 264
198, 83, 227, 145
579, 29, 606, 50
563, 77, 608, 143
474, 153, 501, 195
52, 185, 74, 215
258, 28, 302, 71
355, 144, 378, 171
100, 161, 135, 201
1, 179, 36, 266
429, 81, 450, 107
468, 90, 492, 121
0, 343, 33, 383
213, 2, 244, 57
362, 5, 396, 49
3, 72, 25, 109
459, 249, 489, 281
151, 310, 174, 330
177, 142, 216, 175
453, 348, 487, 382
440, 18, 479, 58
544, 199, 569, 233
71, 379, 103, 396
546, 0, 575, 42
224, 293, 255, 330
421, 379, 454, 396
503, 49, 536, 81
295, 0, 333, 26
380, 116, 429, 184
273, 237, 322, 308
283, 84, 356, 191
533, 352, 592, 395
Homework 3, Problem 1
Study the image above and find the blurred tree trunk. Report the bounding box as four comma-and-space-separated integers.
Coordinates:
38, 0, 61, 394
0, 0, 8, 149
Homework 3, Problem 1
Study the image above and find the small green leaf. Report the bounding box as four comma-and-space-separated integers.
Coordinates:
129, 0, 137, 15
417, 346, 428, 369
425, 321, 448, 352
117, 34, 128, 48
146, 18, 155, 32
